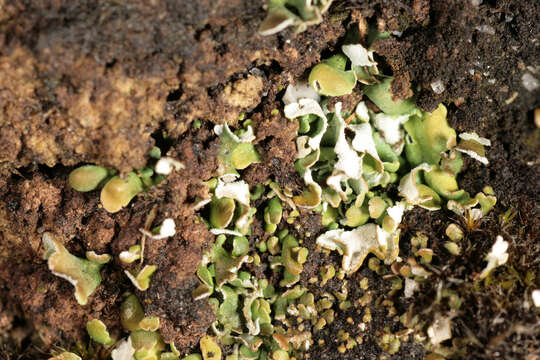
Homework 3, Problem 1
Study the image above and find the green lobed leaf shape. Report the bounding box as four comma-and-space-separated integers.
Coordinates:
309, 54, 357, 97
475, 191, 497, 215
403, 104, 456, 166
440, 150, 464, 175
217, 286, 242, 334
86, 319, 114, 345
279, 235, 308, 287
232, 236, 250, 257
264, 197, 283, 227
210, 197, 236, 229
125, 265, 157, 291
231, 143, 262, 170
120, 294, 145, 331
424, 166, 466, 200
130, 330, 166, 360
211, 235, 249, 287
215, 124, 260, 179
372, 132, 400, 172
100, 172, 143, 213
200, 335, 222, 360
68, 165, 108, 192
363, 78, 416, 116
43, 232, 103, 306
398, 164, 441, 210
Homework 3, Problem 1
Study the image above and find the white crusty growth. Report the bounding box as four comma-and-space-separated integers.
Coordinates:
155, 157, 184, 175
532, 290, 540, 308
119, 245, 141, 264
372, 112, 410, 146
209, 228, 244, 237
348, 121, 383, 172
427, 314, 452, 345
384, 202, 406, 233
214, 178, 252, 230
459, 132, 491, 146
317, 223, 394, 274
342, 44, 378, 67
85, 251, 111, 264
214, 123, 256, 143
215, 179, 250, 206
283, 82, 320, 105
479, 235, 509, 279
284, 98, 328, 152
333, 103, 364, 179
124, 265, 156, 291
139, 218, 176, 240
456, 132, 491, 165
111, 337, 136, 360
398, 164, 433, 205
355, 101, 370, 122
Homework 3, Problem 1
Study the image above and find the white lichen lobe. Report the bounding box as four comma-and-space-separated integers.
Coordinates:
111, 337, 136, 360
479, 235, 509, 279
139, 218, 176, 240
155, 157, 184, 175
532, 290, 540, 308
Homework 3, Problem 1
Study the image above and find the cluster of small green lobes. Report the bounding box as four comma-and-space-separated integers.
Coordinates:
194, 229, 310, 359
69, 165, 142, 212
68, 165, 152, 213
69, 295, 170, 360
308, 52, 388, 97
216, 123, 261, 178
297, 81, 475, 211
309, 51, 415, 117
112, 294, 184, 360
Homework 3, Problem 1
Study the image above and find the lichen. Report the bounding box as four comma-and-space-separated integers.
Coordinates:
119, 245, 142, 264
49, 352, 82, 360
68, 165, 108, 192
214, 123, 260, 181
100, 173, 143, 213
316, 224, 396, 273
86, 319, 114, 345
125, 265, 157, 291
180, 32, 499, 360
68, 148, 183, 213
283, 67, 494, 273
478, 235, 509, 279
43, 232, 104, 306
258, 0, 333, 36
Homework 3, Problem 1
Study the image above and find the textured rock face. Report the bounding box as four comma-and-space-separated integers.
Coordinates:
0, 0, 344, 173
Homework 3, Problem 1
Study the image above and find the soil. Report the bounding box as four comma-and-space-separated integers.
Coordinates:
0, 0, 538, 359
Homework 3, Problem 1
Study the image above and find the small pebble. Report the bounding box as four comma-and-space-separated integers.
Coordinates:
475, 25, 495, 35
522, 73, 539, 92
430, 80, 445, 94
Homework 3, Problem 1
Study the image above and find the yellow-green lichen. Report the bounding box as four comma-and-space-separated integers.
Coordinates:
86, 319, 114, 345
43, 232, 103, 306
